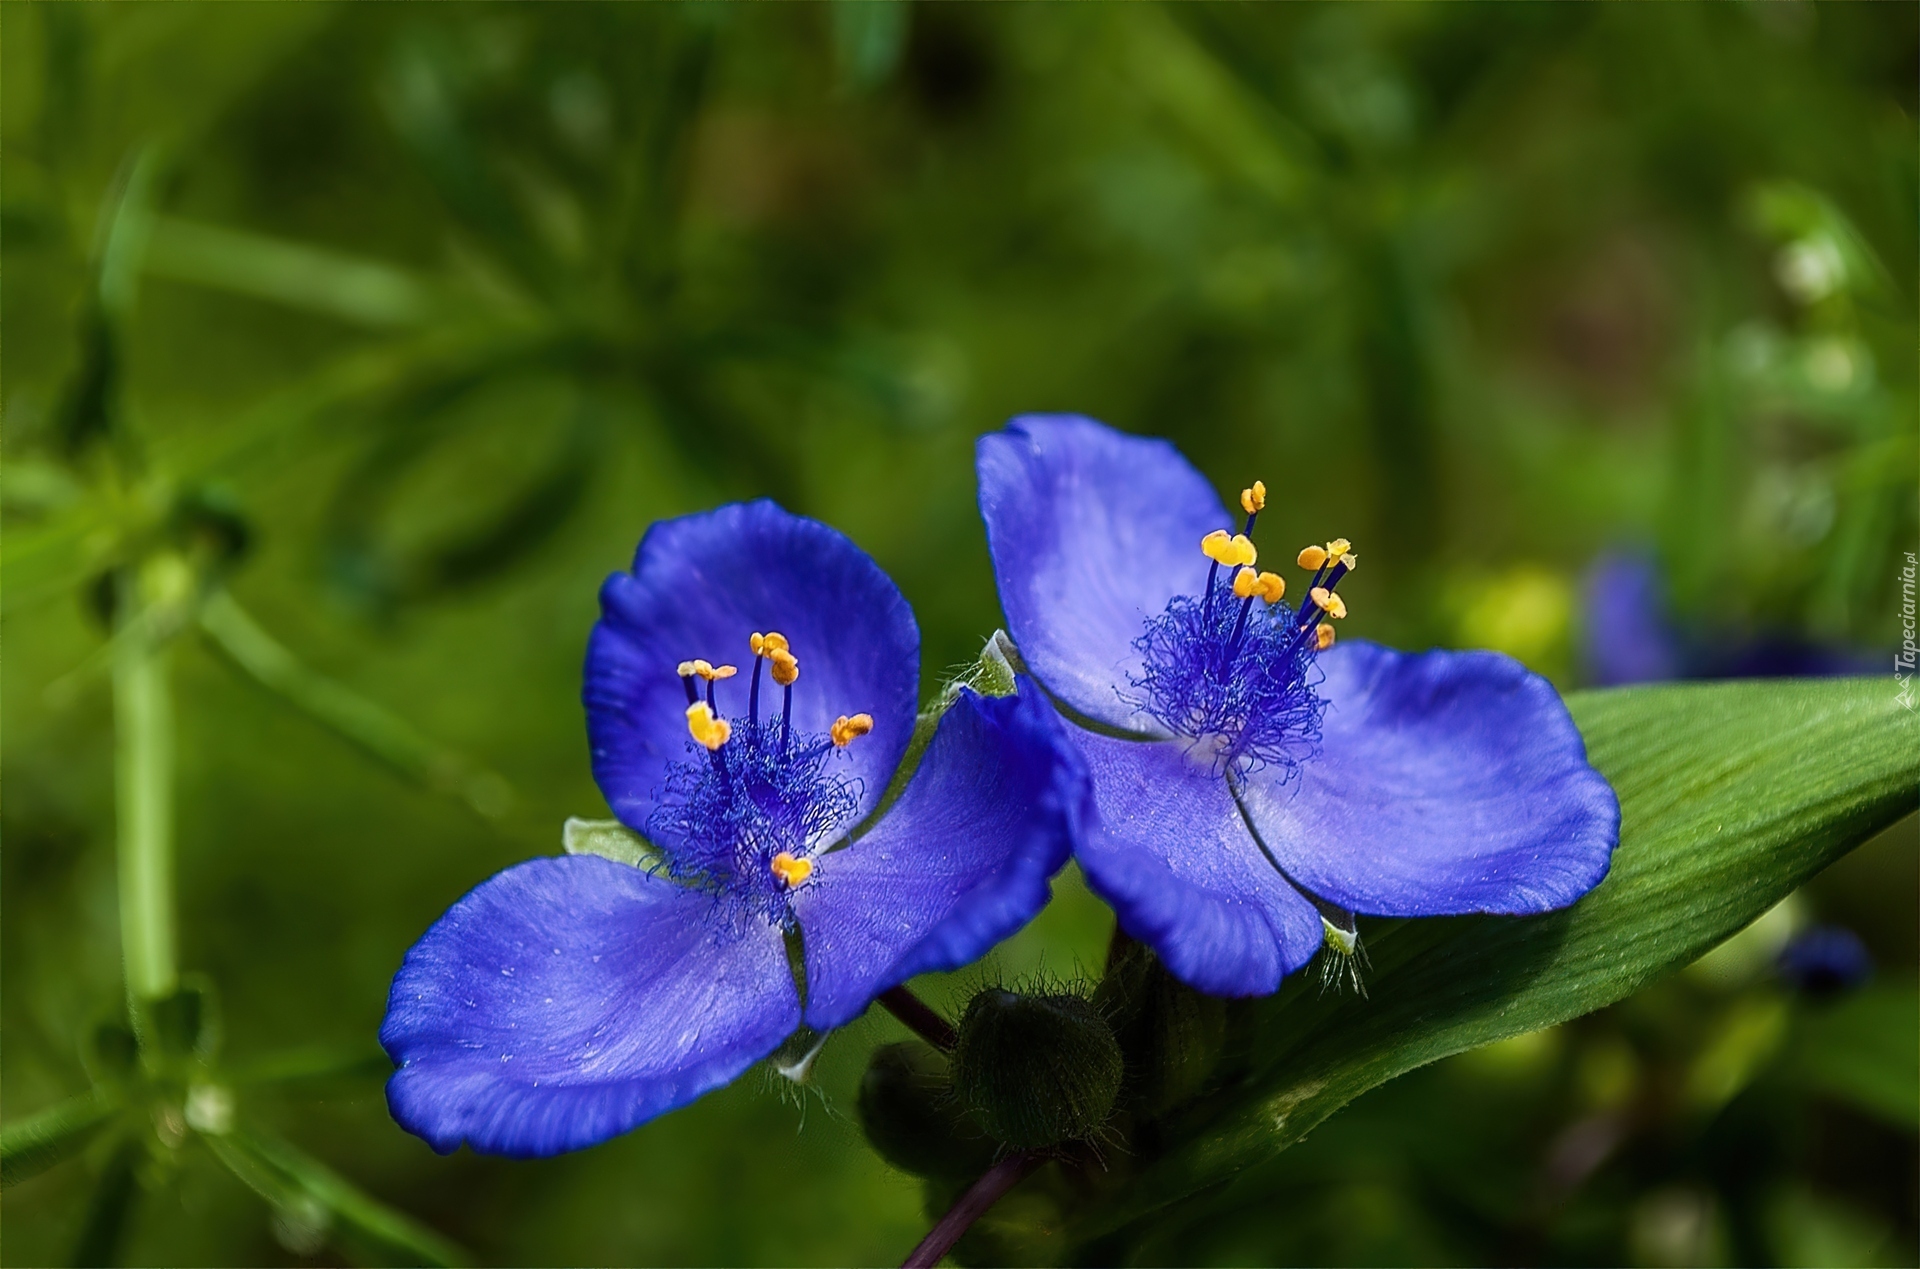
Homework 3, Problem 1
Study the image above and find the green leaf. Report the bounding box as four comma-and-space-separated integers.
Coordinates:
1064, 677, 1918, 1255
1, 1091, 118, 1189
562, 816, 662, 870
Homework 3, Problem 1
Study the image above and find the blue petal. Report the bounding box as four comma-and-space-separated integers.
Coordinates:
381, 855, 797, 1158
585, 500, 919, 832
1071, 730, 1324, 997
795, 681, 1086, 1030
1581, 552, 1685, 687
977, 415, 1230, 733
1236, 641, 1620, 918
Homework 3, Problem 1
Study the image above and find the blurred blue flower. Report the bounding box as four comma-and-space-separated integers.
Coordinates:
1777, 925, 1874, 998
381, 501, 1086, 1157
977, 416, 1620, 997
1582, 552, 1880, 686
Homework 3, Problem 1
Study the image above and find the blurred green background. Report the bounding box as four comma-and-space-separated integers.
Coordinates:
3, 3, 1914, 1265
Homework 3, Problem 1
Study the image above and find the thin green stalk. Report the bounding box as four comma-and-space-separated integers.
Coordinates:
197, 589, 511, 818
113, 570, 176, 1007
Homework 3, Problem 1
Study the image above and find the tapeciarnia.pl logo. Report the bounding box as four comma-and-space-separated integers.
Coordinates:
1897, 551, 1916, 711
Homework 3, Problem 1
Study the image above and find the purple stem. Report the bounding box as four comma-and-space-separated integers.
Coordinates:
901, 1152, 1045, 1269
878, 986, 956, 1052
749, 657, 763, 726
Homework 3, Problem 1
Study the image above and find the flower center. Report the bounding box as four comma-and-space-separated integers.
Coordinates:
1127, 479, 1355, 778
645, 632, 873, 922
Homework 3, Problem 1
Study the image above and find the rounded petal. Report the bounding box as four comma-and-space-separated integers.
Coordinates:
977, 415, 1229, 732
585, 500, 919, 831
1072, 730, 1324, 998
381, 855, 797, 1158
795, 681, 1086, 1030
1236, 641, 1620, 919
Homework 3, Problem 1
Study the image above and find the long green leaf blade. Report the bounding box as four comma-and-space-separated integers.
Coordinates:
1068, 677, 1917, 1251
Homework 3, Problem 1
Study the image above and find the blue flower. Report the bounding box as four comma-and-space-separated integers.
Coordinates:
977, 415, 1620, 998
1776, 925, 1874, 998
381, 500, 1086, 1158
1582, 552, 1879, 686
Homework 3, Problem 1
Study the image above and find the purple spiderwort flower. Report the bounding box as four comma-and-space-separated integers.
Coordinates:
1582, 551, 1880, 686
1776, 925, 1873, 999
977, 415, 1620, 998
381, 500, 1086, 1157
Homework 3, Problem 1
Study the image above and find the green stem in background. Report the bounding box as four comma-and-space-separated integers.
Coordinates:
113, 568, 177, 1010
197, 589, 511, 819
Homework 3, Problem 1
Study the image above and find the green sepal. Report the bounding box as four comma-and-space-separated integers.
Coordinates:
1100, 938, 1229, 1122
952, 988, 1124, 1151
858, 1041, 998, 1180
561, 816, 663, 871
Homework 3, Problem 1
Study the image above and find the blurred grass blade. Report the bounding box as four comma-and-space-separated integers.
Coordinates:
1791, 979, 1919, 1130
70, 1136, 140, 1268
1, 1091, 117, 1189
222, 1128, 469, 1267
1067, 677, 1918, 1254
145, 217, 437, 328
197, 589, 512, 819
223, 1043, 393, 1089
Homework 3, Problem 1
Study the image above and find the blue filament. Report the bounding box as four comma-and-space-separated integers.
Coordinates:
1127, 578, 1327, 779
646, 720, 862, 924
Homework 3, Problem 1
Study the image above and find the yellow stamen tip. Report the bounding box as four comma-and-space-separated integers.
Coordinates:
1233, 568, 1260, 599
1297, 545, 1329, 571
702, 663, 738, 681
754, 631, 789, 656
1316, 624, 1336, 651
676, 660, 696, 678
685, 702, 732, 750
1240, 480, 1267, 515
831, 713, 875, 747
1202, 530, 1257, 568
770, 648, 800, 687
750, 633, 766, 655
770, 851, 813, 889
1256, 571, 1286, 603
1310, 587, 1348, 620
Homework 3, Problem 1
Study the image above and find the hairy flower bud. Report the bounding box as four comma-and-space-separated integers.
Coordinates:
951, 988, 1122, 1150
857, 1042, 997, 1180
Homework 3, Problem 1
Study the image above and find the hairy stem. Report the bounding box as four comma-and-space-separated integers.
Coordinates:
901, 1151, 1044, 1269
113, 570, 176, 1008
878, 986, 957, 1052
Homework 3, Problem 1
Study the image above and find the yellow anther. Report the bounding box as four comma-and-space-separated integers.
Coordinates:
677, 660, 697, 678
770, 851, 814, 889
1316, 624, 1337, 651
769, 648, 800, 687
751, 631, 789, 657
1240, 481, 1267, 515
1254, 571, 1286, 603
1297, 545, 1329, 571
1310, 587, 1348, 620
1233, 568, 1260, 599
1325, 538, 1356, 571
685, 660, 736, 681
1201, 530, 1257, 568
685, 702, 732, 750
831, 713, 875, 747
